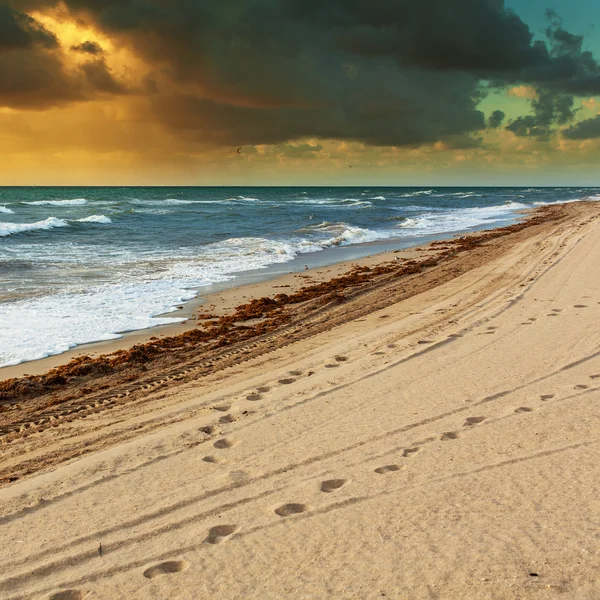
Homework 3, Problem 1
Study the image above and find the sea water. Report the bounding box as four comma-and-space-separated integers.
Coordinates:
0, 186, 596, 367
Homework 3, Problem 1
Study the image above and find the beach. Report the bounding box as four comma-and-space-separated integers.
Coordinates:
2, 200, 600, 599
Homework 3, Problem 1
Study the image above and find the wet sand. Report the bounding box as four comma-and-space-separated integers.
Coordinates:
2, 201, 600, 599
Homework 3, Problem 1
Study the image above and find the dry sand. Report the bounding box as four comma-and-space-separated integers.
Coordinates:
2, 202, 600, 599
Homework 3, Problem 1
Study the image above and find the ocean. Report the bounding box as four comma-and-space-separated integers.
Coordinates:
0, 186, 597, 368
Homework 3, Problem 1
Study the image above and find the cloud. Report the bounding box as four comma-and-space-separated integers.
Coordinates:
6, 0, 600, 149
0, 2, 129, 109
80, 58, 127, 94
71, 40, 103, 55
506, 89, 577, 140
0, 2, 56, 50
563, 115, 600, 140
487, 110, 505, 129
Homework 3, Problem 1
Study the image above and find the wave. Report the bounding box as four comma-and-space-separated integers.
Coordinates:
287, 198, 372, 207
0, 213, 114, 237
0, 206, 15, 214
132, 208, 173, 215
25, 198, 87, 206
297, 221, 396, 249
130, 198, 194, 206
161, 199, 195, 205
396, 202, 528, 237
76, 215, 112, 224
0, 282, 192, 367
0, 217, 69, 237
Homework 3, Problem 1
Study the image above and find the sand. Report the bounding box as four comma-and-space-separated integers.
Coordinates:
2, 201, 600, 599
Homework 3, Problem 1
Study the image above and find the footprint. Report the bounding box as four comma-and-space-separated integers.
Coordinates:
278, 378, 296, 385
206, 524, 238, 544
373, 352, 386, 356
275, 503, 310, 517
440, 431, 460, 441
575, 384, 589, 390
418, 340, 435, 345
547, 314, 559, 317
321, 479, 347, 493
448, 333, 463, 338
375, 465, 401, 474
143, 560, 189, 579
540, 394, 555, 401
590, 375, 600, 380
213, 438, 240, 450
325, 364, 340, 369
246, 394, 262, 402
203, 455, 227, 464
484, 331, 496, 335
213, 404, 232, 412
487, 326, 498, 330
551, 309, 563, 313
289, 370, 303, 376
463, 416, 486, 426
402, 447, 420, 457
574, 305, 588, 308
48, 592, 88, 600
387, 344, 397, 348
257, 386, 271, 393
199, 425, 221, 436
515, 407, 534, 413
335, 355, 349, 362
220, 413, 240, 424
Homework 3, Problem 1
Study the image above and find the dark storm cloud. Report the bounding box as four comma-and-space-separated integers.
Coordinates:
6, 0, 600, 145
506, 90, 577, 140
0, 2, 127, 108
487, 110, 505, 129
563, 116, 600, 140
0, 2, 56, 49
71, 40, 103, 55
0, 3, 83, 108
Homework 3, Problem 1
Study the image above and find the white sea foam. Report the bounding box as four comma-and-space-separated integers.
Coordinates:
25, 198, 87, 206
0, 217, 69, 237
132, 208, 173, 215
130, 198, 194, 206
0, 206, 15, 214
76, 215, 112, 224
288, 198, 372, 207
299, 221, 396, 248
396, 203, 527, 237
0, 282, 193, 367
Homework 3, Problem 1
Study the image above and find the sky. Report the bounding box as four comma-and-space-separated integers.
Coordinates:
1, 0, 600, 186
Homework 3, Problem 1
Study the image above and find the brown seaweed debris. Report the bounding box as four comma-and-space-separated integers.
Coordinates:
0, 205, 566, 405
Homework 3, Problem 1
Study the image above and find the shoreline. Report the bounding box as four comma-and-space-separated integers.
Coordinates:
0, 217, 527, 381
0, 208, 536, 383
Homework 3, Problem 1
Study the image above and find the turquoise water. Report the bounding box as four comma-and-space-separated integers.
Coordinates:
0, 186, 597, 367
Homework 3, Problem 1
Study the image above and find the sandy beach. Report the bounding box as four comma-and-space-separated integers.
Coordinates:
2, 200, 600, 599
